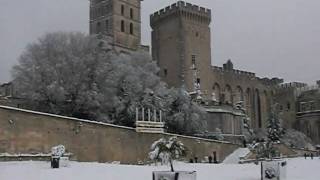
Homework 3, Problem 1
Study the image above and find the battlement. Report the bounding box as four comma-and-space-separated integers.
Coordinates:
150, 1, 211, 27
211, 66, 256, 78
258, 77, 284, 86
90, 0, 143, 7
278, 82, 308, 89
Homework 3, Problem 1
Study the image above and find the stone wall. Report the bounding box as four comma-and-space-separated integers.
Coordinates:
296, 111, 320, 144
274, 87, 297, 129
0, 106, 239, 164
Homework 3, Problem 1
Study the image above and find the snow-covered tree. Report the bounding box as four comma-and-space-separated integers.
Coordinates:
235, 101, 254, 143
12, 32, 207, 134
267, 104, 284, 142
253, 104, 284, 160
165, 88, 207, 135
149, 137, 187, 172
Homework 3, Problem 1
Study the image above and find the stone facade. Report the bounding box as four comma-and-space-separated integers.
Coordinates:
90, 0, 142, 53
296, 87, 320, 144
273, 82, 320, 144
150, 1, 283, 130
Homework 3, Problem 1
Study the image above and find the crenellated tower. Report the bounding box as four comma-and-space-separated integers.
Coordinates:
150, 1, 212, 91
90, 0, 142, 53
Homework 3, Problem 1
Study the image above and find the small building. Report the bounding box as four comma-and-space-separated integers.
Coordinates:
296, 87, 320, 144
0, 82, 25, 108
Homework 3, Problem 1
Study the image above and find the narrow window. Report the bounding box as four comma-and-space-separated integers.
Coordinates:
97, 22, 101, 33
192, 55, 196, 66
279, 105, 283, 111
130, 23, 133, 35
121, 5, 125, 15
130, 8, 134, 19
164, 69, 168, 77
121, 20, 125, 32
197, 78, 201, 84
105, 19, 109, 33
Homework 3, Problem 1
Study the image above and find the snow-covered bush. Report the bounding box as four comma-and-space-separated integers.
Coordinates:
281, 129, 314, 149
51, 145, 65, 157
149, 137, 187, 172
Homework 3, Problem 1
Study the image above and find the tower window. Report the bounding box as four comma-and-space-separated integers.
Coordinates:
130, 8, 134, 19
130, 23, 133, 35
164, 69, 168, 77
121, 5, 125, 15
97, 22, 101, 33
191, 55, 196, 65
279, 105, 283, 111
287, 102, 291, 110
105, 19, 109, 33
121, 20, 125, 32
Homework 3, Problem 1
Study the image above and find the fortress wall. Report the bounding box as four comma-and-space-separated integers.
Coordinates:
0, 106, 239, 164
208, 69, 274, 129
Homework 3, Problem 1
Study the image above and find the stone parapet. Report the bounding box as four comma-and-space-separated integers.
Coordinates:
150, 1, 211, 27
211, 66, 256, 78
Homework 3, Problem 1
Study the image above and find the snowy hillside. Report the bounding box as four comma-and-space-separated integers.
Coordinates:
0, 158, 319, 180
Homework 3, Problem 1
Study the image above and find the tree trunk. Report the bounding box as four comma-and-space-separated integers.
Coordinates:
170, 159, 174, 172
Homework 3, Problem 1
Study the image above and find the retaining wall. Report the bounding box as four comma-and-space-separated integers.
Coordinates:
0, 106, 239, 164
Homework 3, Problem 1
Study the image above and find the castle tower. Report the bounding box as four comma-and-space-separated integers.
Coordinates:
150, 1, 212, 92
90, 0, 142, 52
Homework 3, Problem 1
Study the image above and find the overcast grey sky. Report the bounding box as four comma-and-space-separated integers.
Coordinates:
1, 0, 319, 84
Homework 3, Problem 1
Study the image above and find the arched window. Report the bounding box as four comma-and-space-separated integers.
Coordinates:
130, 23, 133, 35
121, 20, 125, 32
212, 83, 221, 102
225, 85, 232, 104
236, 86, 244, 103
130, 8, 134, 19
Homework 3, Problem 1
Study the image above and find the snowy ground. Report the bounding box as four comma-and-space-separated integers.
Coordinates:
223, 148, 251, 164
0, 158, 319, 180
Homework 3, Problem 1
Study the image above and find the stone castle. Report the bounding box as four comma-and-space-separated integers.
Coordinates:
86, 0, 320, 143
1, 0, 319, 144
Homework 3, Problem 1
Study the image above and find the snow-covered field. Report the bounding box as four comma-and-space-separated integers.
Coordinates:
0, 158, 319, 180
